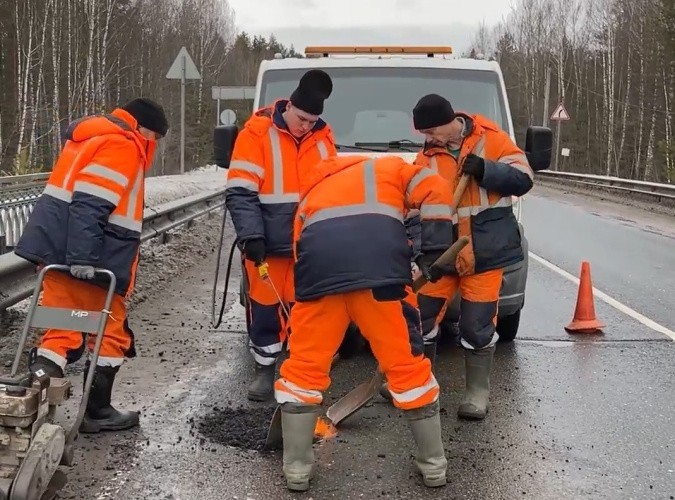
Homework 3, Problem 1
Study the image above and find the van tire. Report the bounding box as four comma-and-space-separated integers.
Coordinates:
496, 310, 521, 342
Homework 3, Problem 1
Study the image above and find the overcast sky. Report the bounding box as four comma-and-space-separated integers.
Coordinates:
228, 0, 516, 55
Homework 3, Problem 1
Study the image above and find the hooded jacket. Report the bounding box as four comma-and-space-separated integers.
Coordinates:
15, 109, 156, 297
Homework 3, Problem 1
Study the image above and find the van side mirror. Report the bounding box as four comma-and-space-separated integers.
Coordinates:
213, 125, 239, 169
524, 126, 553, 171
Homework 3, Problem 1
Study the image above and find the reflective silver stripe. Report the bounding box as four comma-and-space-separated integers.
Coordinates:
472, 135, 487, 158
230, 160, 265, 178
95, 356, 124, 368
275, 378, 323, 404
73, 181, 121, 206
456, 196, 513, 217
420, 204, 453, 219
317, 140, 329, 159
226, 178, 259, 192
499, 153, 529, 165
269, 127, 284, 195
36, 348, 67, 370
108, 214, 142, 232
255, 342, 284, 354
126, 169, 143, 219
43, 184, 72, 203
429, 156, 439, 174
479, 187, 490, 207
388, 374, 439, 404
81, 163, 129, 189
406, 168, 435, 197
259, 193, 299, 204
303, 159, 404, 228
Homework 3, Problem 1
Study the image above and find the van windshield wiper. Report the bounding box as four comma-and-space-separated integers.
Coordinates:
335, 143, 388, 152
354, 140, 424, 151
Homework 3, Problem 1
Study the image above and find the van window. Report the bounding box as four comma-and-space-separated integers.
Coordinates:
259, 67, 509, 149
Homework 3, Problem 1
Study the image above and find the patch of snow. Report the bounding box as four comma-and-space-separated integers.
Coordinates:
145, 167, 227, 207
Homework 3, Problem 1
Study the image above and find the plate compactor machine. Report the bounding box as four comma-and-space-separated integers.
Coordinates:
1, 264, 117, 500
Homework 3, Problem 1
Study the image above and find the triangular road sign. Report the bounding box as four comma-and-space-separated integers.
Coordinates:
550, 102, 570, 121
166, 46, 201, 80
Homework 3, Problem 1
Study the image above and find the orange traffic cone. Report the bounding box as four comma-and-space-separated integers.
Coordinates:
565, 261, 605, 334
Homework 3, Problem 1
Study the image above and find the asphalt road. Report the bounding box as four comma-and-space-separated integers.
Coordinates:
47, 185, 675, 500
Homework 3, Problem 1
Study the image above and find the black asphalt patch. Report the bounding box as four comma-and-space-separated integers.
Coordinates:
191, 404, 277, 452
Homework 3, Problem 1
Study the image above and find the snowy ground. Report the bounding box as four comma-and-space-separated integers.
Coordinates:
0, 166, 232, 369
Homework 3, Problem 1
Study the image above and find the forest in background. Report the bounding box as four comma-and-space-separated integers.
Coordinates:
467, 0, 674, 182
0, 0, 672, 182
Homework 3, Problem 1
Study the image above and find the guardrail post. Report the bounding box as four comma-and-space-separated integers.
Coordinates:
0, 235, 6, 255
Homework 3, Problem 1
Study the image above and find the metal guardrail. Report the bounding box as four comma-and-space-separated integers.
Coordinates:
536, 170, 675, 202
0, 172, 50, 187
0, 188, 226, 312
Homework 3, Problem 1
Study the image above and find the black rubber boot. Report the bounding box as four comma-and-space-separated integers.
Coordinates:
247, 362, 276, 402
79, 362, 139, 433
29, 354, 64, 379
379, 342, 437, 402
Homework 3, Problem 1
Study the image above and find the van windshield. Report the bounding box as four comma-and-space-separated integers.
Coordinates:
258, 66, 509, 150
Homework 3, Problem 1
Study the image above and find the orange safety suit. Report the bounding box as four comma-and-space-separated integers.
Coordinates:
14, 109, 155, 368
413, 112, 534, 349
225, 99, 337, 365
274, 155, 455, 410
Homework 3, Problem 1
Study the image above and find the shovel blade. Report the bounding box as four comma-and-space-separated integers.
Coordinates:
326, 370, 384, 426
262, 405, 283, 451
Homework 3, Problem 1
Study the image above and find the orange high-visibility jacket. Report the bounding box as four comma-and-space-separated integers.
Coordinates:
292, 155, 455, 301
225, 99, 337, 257
15, 109, 155, 297
414, 112, 534, 276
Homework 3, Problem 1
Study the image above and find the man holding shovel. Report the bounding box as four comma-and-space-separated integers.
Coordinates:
395, 93, 535, 420
272, 154, 457, 492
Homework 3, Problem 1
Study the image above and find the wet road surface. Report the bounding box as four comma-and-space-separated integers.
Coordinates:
47, 187, 675, 500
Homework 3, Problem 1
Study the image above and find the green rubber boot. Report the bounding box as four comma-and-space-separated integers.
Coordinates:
281, 403, 319, 492
405, 400, 447, 487
457, 345, 495, 420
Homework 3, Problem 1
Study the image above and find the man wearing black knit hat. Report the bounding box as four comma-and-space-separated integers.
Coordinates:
379, 93, 534, 422
225, 70, 337, 403
17, 97, 168, 434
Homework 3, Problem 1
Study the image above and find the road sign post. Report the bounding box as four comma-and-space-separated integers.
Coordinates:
550, 102, 570, 171
166, 47, 202, 174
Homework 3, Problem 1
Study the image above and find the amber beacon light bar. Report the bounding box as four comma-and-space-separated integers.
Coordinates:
304, 46, 453, 57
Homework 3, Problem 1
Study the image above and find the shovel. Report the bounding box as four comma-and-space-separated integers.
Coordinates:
325, 174, 471, 427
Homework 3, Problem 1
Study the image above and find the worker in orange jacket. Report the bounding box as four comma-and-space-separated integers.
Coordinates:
399, 94, 534, 420
225, 70, 337, 401
15, 98, 168, 433
273, 154, 455, 492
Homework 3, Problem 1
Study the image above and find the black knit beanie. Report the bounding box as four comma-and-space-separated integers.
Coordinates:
290, 70, 333, 115
122, 98, 169, 137
413, 94, 456, 130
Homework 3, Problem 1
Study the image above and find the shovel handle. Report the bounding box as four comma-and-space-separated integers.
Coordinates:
452, 174, 471, 212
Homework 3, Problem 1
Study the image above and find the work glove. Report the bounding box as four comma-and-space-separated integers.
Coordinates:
461, 153, 485, 182
415, 251, 445, 283
243, 238, 265, 265
70, 265, 95, 280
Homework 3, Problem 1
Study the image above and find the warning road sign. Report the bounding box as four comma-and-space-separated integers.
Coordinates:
550, 102, 570, 121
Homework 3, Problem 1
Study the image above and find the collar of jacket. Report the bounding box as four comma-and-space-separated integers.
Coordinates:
110, 108, 156, 169
421, 112, 479, 157
243, 99, 329, 143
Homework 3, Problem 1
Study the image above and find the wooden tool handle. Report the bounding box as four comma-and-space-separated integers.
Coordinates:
412, 236, 470, 293
451, 174, 471, 212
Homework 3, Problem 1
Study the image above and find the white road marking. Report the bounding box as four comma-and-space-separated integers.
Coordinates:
529, 251, 675, 342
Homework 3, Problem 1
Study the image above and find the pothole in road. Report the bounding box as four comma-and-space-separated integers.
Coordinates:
190, 404, 277, 452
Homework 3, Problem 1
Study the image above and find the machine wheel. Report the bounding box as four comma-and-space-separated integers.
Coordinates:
496, 310, 521, 343
9, 423, 65, 500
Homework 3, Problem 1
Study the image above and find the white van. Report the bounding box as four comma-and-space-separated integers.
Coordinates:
216, 46, 552, 347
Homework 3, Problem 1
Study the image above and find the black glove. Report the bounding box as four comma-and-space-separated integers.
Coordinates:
415, 251, 445, 283
461, 153, 485, 181
243, 238, 265, 265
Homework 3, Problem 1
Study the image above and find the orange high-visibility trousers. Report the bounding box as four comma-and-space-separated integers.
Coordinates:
417, 268, 504, 349
243, 256, 294, 365
274, 286, 439, 410
35, 271, 135, 369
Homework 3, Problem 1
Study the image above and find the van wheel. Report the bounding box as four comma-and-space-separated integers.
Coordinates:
337, 323, 366, 359
496, 310, 521, 343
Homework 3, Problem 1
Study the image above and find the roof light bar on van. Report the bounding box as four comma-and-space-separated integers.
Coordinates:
304, 46, 453, 57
